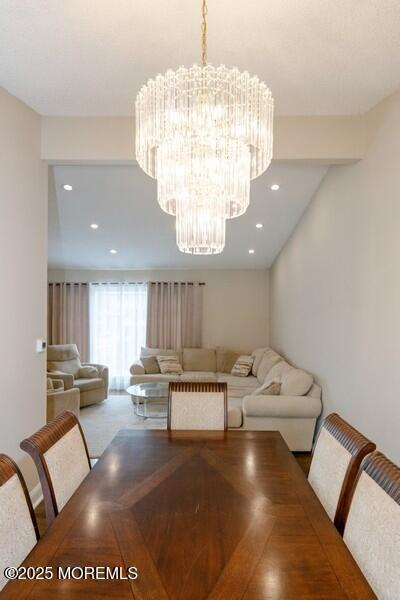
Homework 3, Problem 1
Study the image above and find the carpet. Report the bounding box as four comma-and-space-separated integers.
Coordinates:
79, 394, 166, 457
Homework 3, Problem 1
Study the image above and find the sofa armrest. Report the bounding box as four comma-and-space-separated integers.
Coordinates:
82, 363, 109, 392
130, 361, 145, 375
47, 371, 74, 390
243, 394, 322, 419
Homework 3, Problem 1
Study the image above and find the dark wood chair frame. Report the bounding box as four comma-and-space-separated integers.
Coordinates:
312, 413, 376, 535
168, 381, 228, 431
0, 454, 40, 541
20, 411, 91, 526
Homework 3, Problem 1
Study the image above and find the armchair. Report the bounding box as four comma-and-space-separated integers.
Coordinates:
46, 378, 80, 422
47, 344, 108, 407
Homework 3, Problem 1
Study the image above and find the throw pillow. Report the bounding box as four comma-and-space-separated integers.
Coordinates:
157, 355, 183, 375
79, 366, 99, 379
231, 355, 254, 377
254, 380, 281, 395
141, 356, 160, 374
216, 347, 240, 373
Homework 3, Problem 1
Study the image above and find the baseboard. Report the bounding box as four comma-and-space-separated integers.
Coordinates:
30, 482, 43, 509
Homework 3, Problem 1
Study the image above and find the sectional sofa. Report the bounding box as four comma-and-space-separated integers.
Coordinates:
130, 347, 322, 451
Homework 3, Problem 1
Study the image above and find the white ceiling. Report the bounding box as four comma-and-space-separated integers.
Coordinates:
49, 163, 327, 270
1, 1, 400, 116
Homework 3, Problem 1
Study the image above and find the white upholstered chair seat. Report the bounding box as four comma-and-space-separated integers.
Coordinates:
0, 455, 39, 591
343, 451, 400, 600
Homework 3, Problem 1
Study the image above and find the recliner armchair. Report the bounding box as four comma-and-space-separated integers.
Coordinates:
47, 344, 108, 407
46, 377, 80, 421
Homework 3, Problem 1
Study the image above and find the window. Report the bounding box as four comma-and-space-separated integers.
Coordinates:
89, 283, 147, 390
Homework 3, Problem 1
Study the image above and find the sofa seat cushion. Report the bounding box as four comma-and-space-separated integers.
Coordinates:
243, 394, 322, 419
130, 373, 181, 385
180, 371, 217, 382
217, 373, 259, 398
183, 348, 217, 372
73, 377, 104, 392
257, 350, 282, 384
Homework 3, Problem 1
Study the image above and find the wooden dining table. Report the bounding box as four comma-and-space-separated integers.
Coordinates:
3, 430, 376, 599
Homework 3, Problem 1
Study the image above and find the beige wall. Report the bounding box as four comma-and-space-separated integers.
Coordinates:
270, 90, 400, 462
0, 88, 47, 494
48, 268, 270, 352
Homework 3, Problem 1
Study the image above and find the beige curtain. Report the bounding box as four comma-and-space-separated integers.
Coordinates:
146, 282, 203, 349
48, 283, 89, 361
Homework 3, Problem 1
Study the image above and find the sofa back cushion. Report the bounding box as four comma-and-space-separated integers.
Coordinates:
281, 368, 313, 396
183, 348, 216, 372
216, 347, 240, 373
251, 347, 269, 376
257, 350, 282, 383
263, 360, 292, 387
141, 347, 183, 365
47, 344, 82, 377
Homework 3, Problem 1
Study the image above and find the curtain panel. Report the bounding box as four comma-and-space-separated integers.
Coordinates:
48, 283, 89, 361
146, 282, 203, 349
89, 283, 147, 390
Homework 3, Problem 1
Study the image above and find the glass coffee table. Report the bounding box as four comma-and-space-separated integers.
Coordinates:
127, 382, 169, 419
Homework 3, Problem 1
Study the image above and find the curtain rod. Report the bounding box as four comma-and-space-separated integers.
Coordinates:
49, 281, 206, 286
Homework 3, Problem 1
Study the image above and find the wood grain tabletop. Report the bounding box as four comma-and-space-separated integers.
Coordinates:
3, 430, 376, 599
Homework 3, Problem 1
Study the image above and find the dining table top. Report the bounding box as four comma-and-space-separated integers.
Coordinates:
4, 430, 376, 599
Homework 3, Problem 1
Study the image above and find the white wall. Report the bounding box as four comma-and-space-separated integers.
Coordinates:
0, 88, 47, 494
48, 268, 270, 352
270, 90, 400, 462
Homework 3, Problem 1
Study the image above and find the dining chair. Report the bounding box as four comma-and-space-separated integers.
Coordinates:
168, 381, 228, 430
343, 451, 400, 600
308, 413, 375, 534
20, 411, 91, 525
0, 454, 39, 591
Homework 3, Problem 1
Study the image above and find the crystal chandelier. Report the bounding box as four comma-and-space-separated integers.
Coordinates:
135, 0, 274, 254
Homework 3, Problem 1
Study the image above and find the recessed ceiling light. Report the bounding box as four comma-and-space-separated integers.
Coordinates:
90, 223, 99, 229
270, 183, 280, 191
248, 249, 255, 254
63, 184, 73, 191
256, 223, 263, 229
110, 249, 117, 254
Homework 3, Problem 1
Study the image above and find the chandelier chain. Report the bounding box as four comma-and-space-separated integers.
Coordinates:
201, 0, 208, 66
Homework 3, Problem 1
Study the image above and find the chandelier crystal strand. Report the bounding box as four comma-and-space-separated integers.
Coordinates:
135, 1, 274, 254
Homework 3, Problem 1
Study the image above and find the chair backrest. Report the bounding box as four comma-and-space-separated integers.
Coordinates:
20, 411, 91, 525
47, 344, 82, 376
0, 454, 39, 591
343, 451, 400, 600
308, 413, 375, 533
168, 381, 227, 431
